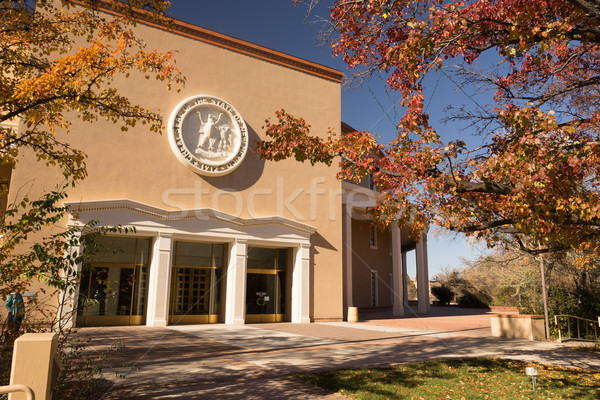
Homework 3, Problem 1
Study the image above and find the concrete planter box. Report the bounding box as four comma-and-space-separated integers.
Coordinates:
10, 332, 60, 400
490, 314, 545, 341
489, 306, 520, 313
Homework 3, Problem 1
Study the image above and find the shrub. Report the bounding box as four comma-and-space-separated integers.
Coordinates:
431, 284, 454, 305
457, 291, 491, 309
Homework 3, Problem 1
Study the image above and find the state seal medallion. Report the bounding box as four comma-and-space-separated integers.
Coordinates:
168, 95, 249, 176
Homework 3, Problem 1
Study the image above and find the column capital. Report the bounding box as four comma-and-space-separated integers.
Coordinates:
232, 239, 248, 257
299, 242, 311, 257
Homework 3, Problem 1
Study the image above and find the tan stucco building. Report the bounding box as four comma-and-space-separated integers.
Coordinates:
5, 7, 430, 328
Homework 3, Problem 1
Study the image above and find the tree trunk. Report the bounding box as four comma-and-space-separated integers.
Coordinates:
539, 250, 550, 340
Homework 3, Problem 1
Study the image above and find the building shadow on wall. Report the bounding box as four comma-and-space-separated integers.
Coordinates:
310, 232, 338, 319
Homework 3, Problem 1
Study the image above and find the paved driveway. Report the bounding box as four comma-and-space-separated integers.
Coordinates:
75, 307, 600, 399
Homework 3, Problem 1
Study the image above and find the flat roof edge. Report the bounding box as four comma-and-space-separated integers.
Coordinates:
71, 1, 344, 83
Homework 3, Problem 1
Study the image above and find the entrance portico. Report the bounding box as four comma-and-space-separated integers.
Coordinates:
342, 182, 430, 316
67, 199, 315, 327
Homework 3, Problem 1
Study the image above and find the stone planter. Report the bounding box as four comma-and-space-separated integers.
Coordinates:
490, 314, 545, 341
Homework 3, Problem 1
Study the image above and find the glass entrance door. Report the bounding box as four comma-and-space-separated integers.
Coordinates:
245, 247, 287, 323
77, 237, 150, 326
169, 242, 224, 324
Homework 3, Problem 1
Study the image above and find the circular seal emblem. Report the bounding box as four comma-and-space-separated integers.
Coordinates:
168, 95, 248, 176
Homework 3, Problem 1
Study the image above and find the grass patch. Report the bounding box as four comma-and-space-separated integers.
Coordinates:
294, 357, 600, 399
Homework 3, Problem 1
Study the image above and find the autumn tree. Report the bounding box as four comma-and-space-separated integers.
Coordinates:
443, 248, 600, 321
0, 0, 183, 301
258, 0, 600, 257
436, 252, 539, 309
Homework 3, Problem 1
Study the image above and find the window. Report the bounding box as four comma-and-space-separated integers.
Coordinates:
77, 236, 151, 326
368, 173, 375, 190
370, 271, 378, 307
369, 226, 378, 248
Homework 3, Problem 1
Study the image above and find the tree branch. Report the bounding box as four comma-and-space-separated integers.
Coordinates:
451, 218, 517, 233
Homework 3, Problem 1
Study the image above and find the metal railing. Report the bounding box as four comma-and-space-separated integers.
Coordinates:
554, 315, 599, 343
0, 384, 35, 400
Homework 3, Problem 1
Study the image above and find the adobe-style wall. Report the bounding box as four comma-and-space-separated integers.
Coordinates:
7, 6, 344, 321
351, 219, 393, 308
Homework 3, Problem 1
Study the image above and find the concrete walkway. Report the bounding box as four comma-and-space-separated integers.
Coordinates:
357, 305, 517, 337
75, 307, 600, 399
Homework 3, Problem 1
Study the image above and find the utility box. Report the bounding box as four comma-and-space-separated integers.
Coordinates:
9, 332, 60, 400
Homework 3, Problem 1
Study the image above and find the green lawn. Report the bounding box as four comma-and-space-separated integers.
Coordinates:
294, 357, 600, 399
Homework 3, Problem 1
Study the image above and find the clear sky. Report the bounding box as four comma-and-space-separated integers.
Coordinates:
166, 0, 491, 278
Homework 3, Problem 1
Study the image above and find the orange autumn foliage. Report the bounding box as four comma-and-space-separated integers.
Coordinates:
258, 0, 600, 256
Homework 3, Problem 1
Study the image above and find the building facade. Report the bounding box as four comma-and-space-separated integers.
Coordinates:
4, 7, 429, 327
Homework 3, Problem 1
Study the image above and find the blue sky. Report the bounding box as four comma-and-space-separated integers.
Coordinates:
166, 0, 491, 278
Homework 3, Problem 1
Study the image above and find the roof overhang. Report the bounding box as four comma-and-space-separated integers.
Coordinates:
65, 199, 317, 245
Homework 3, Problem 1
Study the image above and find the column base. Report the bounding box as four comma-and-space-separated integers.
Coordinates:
392, 304, 404, 317
147, 319, 168, 327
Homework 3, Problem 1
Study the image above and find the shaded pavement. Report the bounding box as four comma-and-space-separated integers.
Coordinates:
75, 307, 600, 399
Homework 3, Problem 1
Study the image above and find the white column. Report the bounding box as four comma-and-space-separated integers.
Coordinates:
401, 251, 409, 307
291, 243, 311, 323
416, 231, 430, 313
391, 224, 404, 316
146, 233, 173, 327
343, 206, 353, 308
225, 239, 247, 325
60, 229, 83, 329
422, 233, 430, 312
